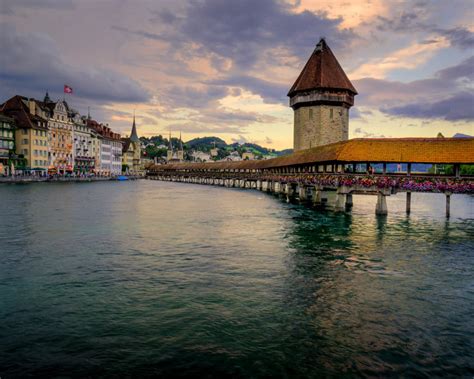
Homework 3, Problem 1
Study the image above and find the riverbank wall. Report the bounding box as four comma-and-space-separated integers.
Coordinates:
0, 176, 143, 184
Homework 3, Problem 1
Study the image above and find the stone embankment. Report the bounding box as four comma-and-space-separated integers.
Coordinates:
0, 176, 143, 184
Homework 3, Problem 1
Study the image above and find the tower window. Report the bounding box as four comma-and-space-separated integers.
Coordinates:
330, 109, 334, 119
309, 109, 313, 119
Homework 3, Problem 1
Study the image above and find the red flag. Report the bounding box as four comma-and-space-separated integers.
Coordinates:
64, 85, 73, 94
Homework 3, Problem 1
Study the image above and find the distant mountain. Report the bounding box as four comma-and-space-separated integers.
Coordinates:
453, 133, 472, 138
277, 148, 293, 156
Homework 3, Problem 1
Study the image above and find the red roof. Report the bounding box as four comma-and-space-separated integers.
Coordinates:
0, 95, 48, 130
288, 39, 357, 96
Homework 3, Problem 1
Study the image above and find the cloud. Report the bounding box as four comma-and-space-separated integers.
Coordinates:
383, 91, 474, 121
353, 56, 474, 121
209, 75, 288, 104
0, 0, 75, 15
374, 7, 474, 50
350, 39, 449, 79
161, 86, 229, 109
231, 135, 250, 144
197, 108, 279, 124
0, 23, 150, 104
152, 0, 352, 72
353, 127, 386, 138
435, 27, 474, 49
167, 123, 245, 134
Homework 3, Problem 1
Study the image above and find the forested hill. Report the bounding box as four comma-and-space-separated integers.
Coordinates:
140, 135, 292, 158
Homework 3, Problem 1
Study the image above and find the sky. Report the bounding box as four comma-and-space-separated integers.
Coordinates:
0, 0, 473, 149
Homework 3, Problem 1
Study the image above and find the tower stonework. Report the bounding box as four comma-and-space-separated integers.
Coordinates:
288, 39, 357, 151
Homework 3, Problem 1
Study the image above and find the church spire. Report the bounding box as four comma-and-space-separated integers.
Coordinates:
179, 132, 183, 151
168, 131, 173, 150
129, 111, 139, 143
44, 91, 51, 103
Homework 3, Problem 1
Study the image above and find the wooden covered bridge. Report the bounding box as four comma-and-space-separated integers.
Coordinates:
147, 138, 474, 216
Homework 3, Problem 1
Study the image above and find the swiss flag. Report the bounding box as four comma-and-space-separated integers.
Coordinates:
64, 85, 73, 94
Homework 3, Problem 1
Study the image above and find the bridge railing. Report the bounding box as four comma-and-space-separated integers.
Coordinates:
147, 170, 474, 194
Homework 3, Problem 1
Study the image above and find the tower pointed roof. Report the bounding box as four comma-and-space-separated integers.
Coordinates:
130, 112, 139, 142
288, 39, 357, 97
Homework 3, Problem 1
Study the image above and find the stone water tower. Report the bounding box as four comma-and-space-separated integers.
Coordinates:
288, 38, 357, 151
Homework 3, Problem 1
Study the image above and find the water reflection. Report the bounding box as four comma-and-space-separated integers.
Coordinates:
285, 198, 474, 376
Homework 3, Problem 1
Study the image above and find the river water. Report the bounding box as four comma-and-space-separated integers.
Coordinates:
1, 180, 473, 378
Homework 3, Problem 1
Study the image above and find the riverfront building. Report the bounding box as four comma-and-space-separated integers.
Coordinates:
288, 38, 357, 151
0, 96, 49, 172
72, 112, 98, 173
0, 114, 16, 173
88, 119, 122, 176
40, 94, 75, 173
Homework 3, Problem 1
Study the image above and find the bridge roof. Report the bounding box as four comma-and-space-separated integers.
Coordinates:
153, 138, 474, 171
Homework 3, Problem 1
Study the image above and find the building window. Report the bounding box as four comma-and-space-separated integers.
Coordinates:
22, 129, 28, 135
309, 109, 313, 119
330, 108, 334, 119
22, 139, 28, 144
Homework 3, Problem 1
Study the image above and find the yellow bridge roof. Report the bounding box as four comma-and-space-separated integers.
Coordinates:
153, 138, 474, 171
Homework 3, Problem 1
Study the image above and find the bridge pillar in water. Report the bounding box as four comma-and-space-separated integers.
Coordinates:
288, 183, 297, 198
269, 181, 275, 193
298, 185, 308, 201
335, 190, 346, 212
313, 188, 322, 205
375, 192, 388, 216
446, 192, 451, 218
345, 193, 353, 211
406, 192, 411, 214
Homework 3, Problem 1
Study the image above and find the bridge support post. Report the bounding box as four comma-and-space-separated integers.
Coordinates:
335, 190, 346, 212
298, 185, 307, 201
345, 193, 353, 211
274, 182, 280, 194
446, 192, 451, 218
288, 183, 296, 198
375, 192, 388, 216
313, 188, 322, 205
406, 192, 411, 214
